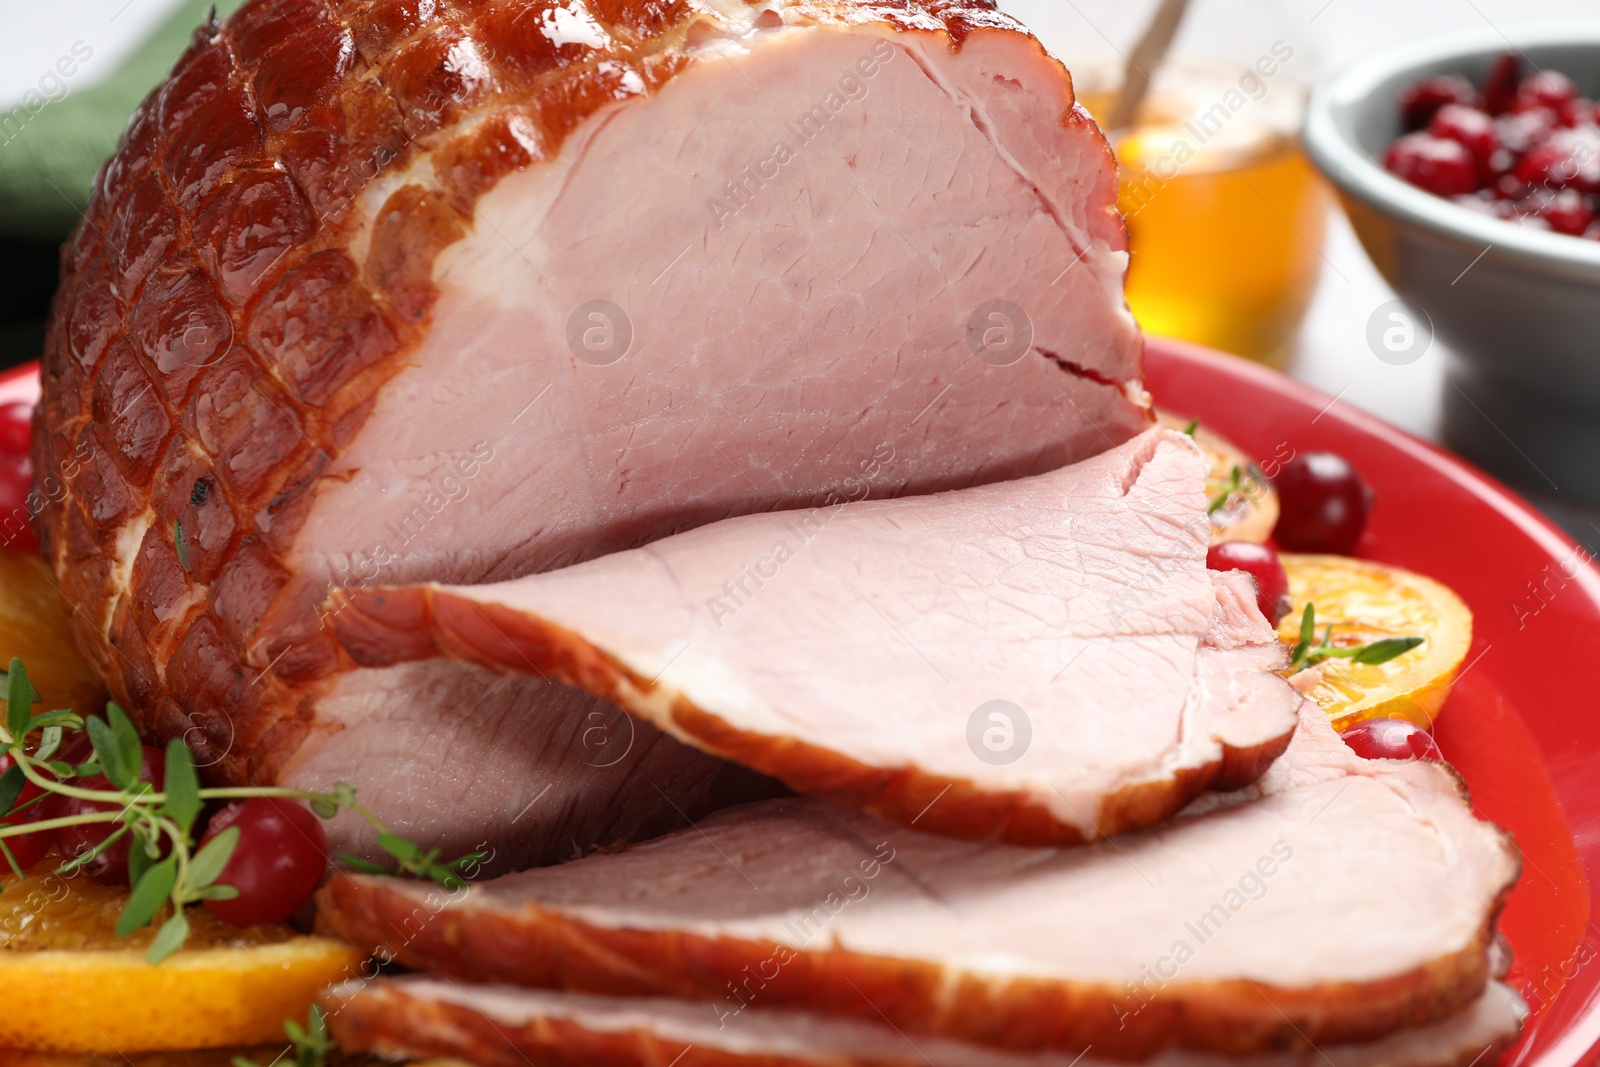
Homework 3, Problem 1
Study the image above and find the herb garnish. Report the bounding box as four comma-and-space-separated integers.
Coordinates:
0, 657, 485, 963
1286, 603, 1425, 674
233, 1004, 331, 1067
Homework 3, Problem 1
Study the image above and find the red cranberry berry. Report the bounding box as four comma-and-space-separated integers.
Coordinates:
1495, 108, 1560, 155
1384, 133, 1483, 196
1510, 71, 1580, 118
1399, 74, 1481, 130
200, 798, 329, 926
1428, 104, 1499, 167
44, 735, 166, 885
1483, 53, 1521, 115
1339, 718, 1443, 762
1206, 542, 1291, 627
1536, 188, 1595, 236
1271, 452, 1372, 555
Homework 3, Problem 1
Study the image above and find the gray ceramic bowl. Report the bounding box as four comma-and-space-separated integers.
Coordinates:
1304, 24, 1600, 505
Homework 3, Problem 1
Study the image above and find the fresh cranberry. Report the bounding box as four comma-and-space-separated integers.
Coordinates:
1271, 452, 1372, 555
43, 735, 166, 885
1428, 104, 1499, 168
1206, 542, 1291, 627
1535, 188, 1596, 235
201, 798, 328, 926
1511, 71, 1580, 118
0, 403, 32, 459
1384, 133, 1483, 196
1339, 719, 1443, 762
1492, 172, 1529, 200
1515, 128, 1600, 192
0, 753, 53, 873
1399, 74, 1481, 130
1483, 53, 1521, 115
1495, 108, 1559, 155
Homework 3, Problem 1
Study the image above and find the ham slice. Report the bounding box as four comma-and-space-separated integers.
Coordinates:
36, 0, 1149, 868
316, 700, 1519, 1058
319, 977, 1528, 1067
325, 428, 1301, 844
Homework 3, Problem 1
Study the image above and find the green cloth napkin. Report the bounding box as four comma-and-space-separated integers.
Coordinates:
0, 0, 245, 243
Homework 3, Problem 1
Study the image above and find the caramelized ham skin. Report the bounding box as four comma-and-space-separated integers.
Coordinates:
320, 978, 1528, 1067
316, 701, 1519, 1058
34, 0, 1146, 861
327, 429, 1301, 845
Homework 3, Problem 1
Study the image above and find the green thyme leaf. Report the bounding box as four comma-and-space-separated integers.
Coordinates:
117, 855, 177, 937
0, 764, 24, 820
377, 832, 422, 865
127, 829, 153, 890
309, 795, 338, 819
146, 910, 190, 965
335, 853, 394, 875
27, 709, 81, 735
188, 825, 239, 892
332, 781, 358, 808
107, 705, 142, 782
198, 884, 240, 901
1183, 419, 1200, 436
85, 715, 134, 791
163, 739, 201, 834
5, 658, 32, 744
34, 725, 63, 762
1347, 636, 1426, 665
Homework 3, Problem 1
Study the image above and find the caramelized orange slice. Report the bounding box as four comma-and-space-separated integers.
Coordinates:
0, 864, 361, 1053
1277, 554, 1474, 731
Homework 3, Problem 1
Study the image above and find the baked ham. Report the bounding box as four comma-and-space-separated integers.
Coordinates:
316, 701, 1520, 1057
319, 977, 1529, 1067
35, 0, 1149, 867
327, 428, 1301, 844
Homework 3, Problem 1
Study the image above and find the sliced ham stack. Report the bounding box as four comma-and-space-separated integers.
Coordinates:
35, 0, 1156, 870
320, 978, 1528, 1067
318, 701, 1521, 1058
326, 429, 1300, 844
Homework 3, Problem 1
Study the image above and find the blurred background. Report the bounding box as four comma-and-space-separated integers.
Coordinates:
1, 0, 1596, 528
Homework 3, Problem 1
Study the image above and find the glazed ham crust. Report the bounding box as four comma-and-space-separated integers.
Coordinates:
34, 0, 1145, 802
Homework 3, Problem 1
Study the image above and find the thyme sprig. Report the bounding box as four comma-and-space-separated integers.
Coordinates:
233, 1004, 331, 1067
1286, 603, 1425, 674
0, 657, 484, 963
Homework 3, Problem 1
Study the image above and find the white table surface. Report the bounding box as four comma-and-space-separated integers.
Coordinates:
6, 0, 1596, 453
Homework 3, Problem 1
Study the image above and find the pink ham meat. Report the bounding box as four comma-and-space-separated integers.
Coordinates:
326, 428, 1302, 845
317, 700, 1520, 1057
36, 0, 1149, 870
321, 978, 1529, 1067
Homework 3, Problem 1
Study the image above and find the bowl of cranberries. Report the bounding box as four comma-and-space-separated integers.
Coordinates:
1304, 26, 1600, 505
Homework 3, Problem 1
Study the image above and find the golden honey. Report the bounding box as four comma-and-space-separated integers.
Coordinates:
1082, 78, 1329, 367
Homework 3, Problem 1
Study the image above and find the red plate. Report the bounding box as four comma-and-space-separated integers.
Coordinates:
1146, 338, 1599, 1067
2, 341, 1597, 1063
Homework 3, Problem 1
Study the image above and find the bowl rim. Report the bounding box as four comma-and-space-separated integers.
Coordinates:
1304, 21, 1600, 271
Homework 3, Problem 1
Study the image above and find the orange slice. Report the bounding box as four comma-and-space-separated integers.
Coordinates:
1276, 554, 1474, 731
0, 551, 104, 717
1155, 410, 1278, 544
0, 863, 362, 1053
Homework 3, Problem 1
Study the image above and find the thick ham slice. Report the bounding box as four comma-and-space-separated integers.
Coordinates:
327, 428, 1300, 844
319, 977, 1528, 1067
35, 0, 1148, 868
316, 700, 1519, 1058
